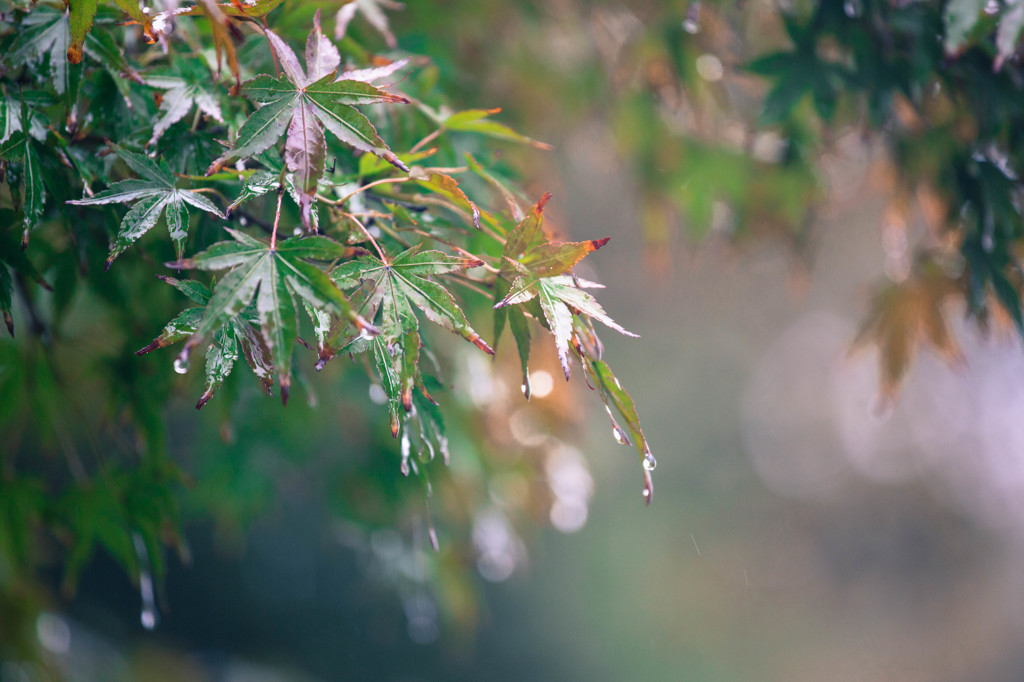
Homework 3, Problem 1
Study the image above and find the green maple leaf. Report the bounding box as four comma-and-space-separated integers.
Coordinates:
0, 100, 48, 245
210, 12, 409, 229
493, 193, 630, 383
136, 276, 275, 409
144, 58, 224, 146
4, 6, 78, 96
167, 228, 372, 404
67, 146, 224, 266
329, 243, 493, 353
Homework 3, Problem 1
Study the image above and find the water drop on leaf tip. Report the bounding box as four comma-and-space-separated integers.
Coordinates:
643, 452, 657, 471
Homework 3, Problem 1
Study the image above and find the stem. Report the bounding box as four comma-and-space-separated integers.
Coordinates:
409, 127, 442, 154
347, 213, 388, 263
320, 176, 411, 207
270, 188, 283, 250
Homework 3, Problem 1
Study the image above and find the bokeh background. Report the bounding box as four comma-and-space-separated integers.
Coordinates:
9, 1, 1024, 681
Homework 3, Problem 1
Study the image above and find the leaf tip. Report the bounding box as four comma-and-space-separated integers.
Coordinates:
136, 340, 161, 356
196, 390, 214, 410
535, 192, 552, 214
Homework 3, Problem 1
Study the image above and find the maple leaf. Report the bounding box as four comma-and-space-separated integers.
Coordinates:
67, 146, 224, 266
209, 11, 409, 230
329, 244, 493, 352
4, 7, 77, 96
335, 0, 403, 49
493, 194, 633, 383
167, 228, 372, 404
144, 58, 224, 146
0, 99, 50, 246
136, 276, 275, 409
852, 263, 964, 397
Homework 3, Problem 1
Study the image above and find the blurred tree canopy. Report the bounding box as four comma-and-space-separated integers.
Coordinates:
3, 0, 1024, 673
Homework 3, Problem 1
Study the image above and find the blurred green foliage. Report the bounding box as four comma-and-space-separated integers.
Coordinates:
5, 0, 1024, 676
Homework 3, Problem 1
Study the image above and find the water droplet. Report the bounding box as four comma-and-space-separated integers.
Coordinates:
612, 425, 630, 445
843, 0, 862, 18
642, 470, 654, 506
985, 0, 999, 14
682, 2, 700, 33
982, 232, 995, 253
642, 452, 658, 471
133, 532, 159, 631
359, 327, 374, 341
428, 527, 439, 553
292, 227, 302, 236
521, 375, 531, 400
173, 354, 189, 374
869, 393, 894, 423
400, 430, 411, 476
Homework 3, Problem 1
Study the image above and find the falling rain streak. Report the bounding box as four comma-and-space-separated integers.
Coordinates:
132, 532, 159, 630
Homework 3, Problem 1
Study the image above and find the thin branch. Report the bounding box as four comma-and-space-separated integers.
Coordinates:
409, 127, 442, 155
347, 213, 388, 263
270, 187, 284, 250
320, 176, 411, 207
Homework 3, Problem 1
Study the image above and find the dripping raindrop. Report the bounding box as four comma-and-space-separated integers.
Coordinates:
173, 355, 189, 374
133, 532, 159, 631
643, 451, 658, 471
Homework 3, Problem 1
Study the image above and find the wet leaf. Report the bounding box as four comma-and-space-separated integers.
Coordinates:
209, 23, 409, 228
67, 146, 224, 265
330, 244, 490, 351
144, 59, 224, 146
167, 229, 373, 402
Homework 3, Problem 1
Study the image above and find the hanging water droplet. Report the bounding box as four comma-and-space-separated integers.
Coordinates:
642, 486, 651, 502
400, 430, 411, 476
173, 355, 189, 374
428, 527, 439, 553
133, 532, 159, 631
521, 374, 531, 400
612, 427, 627, 444
642, 451, 658, 471
843, 0, 862, 18
292, 227, 303, 236
682, 0, 700, 33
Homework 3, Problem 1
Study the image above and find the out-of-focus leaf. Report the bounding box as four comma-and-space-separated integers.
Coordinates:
996, 2, 1024, 70
67, 0, 98, 64
409, 168, 482, 228
145, 59, 224, 146
944, 0, 986, 55
442, 108, 552, 149
852, 264, 964, 396
335, 0, 403, 49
